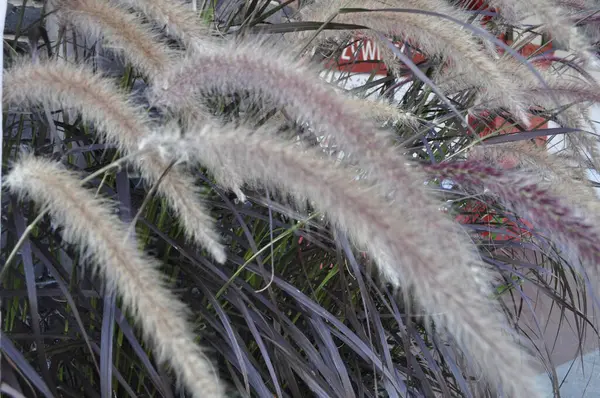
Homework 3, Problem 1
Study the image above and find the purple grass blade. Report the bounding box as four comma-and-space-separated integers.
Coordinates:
379, 284, 452, 397
241, 308, 342, 396
1, 358, 25, 395
184, 240, 402, 394
12, 206, 58, 395
239, 260, 407, 393
195, 283, 252, 395
139, 216, 345, 390
482, 127, 581, 145
100, 290, 117, 398
317, 316, 408, 394
221, 331, 337, 397
223, 287, 348, 396
114, 307, 172, 398
308, 316, 356, 397
431, 334, 474, 397
27, 238, 100, 373
99, 171, 133, 398
116, 171, 133, 223
337, 231, 402, 398
154, 227, 346, 395
0, 332, 54, 398
210, 288, 338, 395
422, 133, 436, 164
484, 256, 599, 332
139, 217, 407, 395
90, 342, 137, 397
233, 297, 283, 398
195, 308, 276, 397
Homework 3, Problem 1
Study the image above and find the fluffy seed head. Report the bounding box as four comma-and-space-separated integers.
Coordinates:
3, 58, 226, 263
4, 156, 225, 398
427, 160, 600, 286
296, 0, 530, 122
141, 119, 541, 398
114, 0, 209, 49
54, 0, 174, 80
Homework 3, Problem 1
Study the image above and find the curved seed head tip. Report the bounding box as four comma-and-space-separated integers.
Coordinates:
210, 245, 227, 265
232, 188, 247, 203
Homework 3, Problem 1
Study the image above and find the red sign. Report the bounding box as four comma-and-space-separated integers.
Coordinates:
326, 36, 426, 75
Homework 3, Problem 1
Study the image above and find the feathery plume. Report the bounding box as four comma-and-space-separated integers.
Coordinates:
296, 0, 530, 122
3, 156, 224, 398
523, 78, 600, 168
114, 0, 208, 49
360, 98, 421, 128
427, 160, 600, 283
150, 38, 485, 282
150, 38, 520, 330
439, 55, 598, 169
487, 0, 595, 64
141, 120, 541, 398
558, 0, 600, 42
469, 141, 600, 220
466, 59, 600, 170
54, 0, 173, 80
472, 58, 594, 120
153, 37, 419, 129
450, 60, 600, 166
3, 59, 226, 263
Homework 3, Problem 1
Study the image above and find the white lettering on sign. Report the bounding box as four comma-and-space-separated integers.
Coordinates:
339, 37, 409, 62
340, 43, 353, 61
340, 38, 382, 62
362, 39, 379, 60
331, 36, 424, 75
